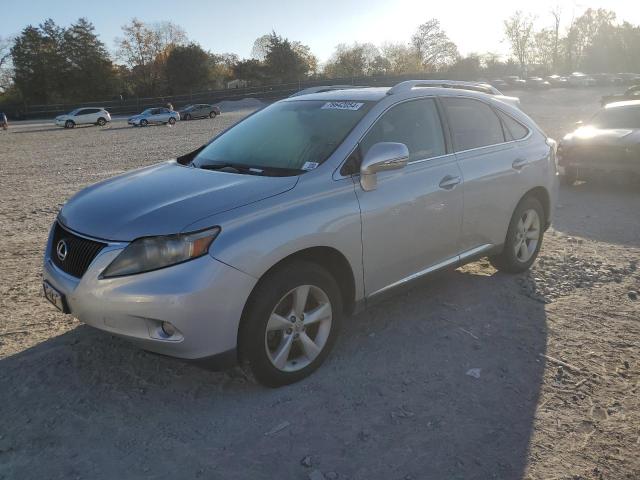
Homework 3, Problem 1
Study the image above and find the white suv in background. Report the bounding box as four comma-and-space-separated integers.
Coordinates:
55, 107, 111, 129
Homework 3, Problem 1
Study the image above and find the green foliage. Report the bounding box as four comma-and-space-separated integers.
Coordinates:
11, 18, 115, 103
165, 43, 211, 93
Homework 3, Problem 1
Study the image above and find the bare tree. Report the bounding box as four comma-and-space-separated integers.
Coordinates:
0, 36, 12, 94
411, 19, 459, 71
551, 6, 562, 71
504, 11, 535, 75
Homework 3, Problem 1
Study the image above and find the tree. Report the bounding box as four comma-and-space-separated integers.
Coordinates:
233, 58, 267, 85
62, 18, 115, 100
564, 9, 616, 71
165, 43, 210, 93
324, 43, 381, 78
504, 11, 535, 75
0, 36, 12, 94
380, 43, 421, 74
411, 19, 459, 71
116, 19, 188, 95
263, 32, 313, 82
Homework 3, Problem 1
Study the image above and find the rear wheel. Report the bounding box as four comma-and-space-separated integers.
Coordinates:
240, 261, 342, 387
97, 117, 107, 126
64, 120, 75, 129
209, 111, 217, 118
489, 196, 545, 273
168, 117, 176, 125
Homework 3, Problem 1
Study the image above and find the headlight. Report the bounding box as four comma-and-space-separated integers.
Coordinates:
102, 227, 220, 278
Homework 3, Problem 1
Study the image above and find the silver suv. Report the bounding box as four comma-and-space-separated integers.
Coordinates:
43, 81, 559, 386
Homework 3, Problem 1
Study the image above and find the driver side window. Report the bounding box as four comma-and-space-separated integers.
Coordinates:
360, 98, 446, 162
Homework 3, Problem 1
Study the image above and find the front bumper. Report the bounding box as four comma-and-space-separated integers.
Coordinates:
43, 226, 257, 360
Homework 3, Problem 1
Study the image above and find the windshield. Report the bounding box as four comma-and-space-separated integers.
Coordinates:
193, 100, 372, 172
141, 108, 153, 115
590, 106, 640, 129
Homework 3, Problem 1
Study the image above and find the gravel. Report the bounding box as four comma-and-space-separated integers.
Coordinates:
1, 88, 639, 479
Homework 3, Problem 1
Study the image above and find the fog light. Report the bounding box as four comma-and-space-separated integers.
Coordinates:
161, 321, 176, 337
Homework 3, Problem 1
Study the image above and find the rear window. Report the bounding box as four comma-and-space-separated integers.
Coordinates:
442, 97, 505, 151
497, 110, 529, 140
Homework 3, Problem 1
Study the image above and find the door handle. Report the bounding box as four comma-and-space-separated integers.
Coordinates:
439, 175, 461, 190
512, 158, 528, 170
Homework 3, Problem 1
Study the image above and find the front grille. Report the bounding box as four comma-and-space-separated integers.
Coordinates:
50, 222, 106, 278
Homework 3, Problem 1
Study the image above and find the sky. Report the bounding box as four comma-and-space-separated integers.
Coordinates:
3, 0, 640, 63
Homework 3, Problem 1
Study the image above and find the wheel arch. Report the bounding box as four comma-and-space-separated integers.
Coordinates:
236, 246, 356, 363
522, 186, 551, 227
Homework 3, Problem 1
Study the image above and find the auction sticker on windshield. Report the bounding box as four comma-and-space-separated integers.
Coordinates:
321, 101, 364, 111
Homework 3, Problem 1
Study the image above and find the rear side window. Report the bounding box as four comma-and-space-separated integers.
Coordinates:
360, 98, 446, 162
441, 97, 505, 151
497, 111, 529, 140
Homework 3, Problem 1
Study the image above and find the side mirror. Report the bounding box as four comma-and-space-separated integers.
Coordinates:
359, 142, 409, 191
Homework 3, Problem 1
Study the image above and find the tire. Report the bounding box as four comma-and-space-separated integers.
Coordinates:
489, 196, 545, 274
168, 117, 176, 125
140, 119, 148, 127
209, 111, 217, 118
184, 114, 191, 121
561, 166, 578, 186
64, 120, 75, 129
97, 117, 107, 126
239, 261, 342, 387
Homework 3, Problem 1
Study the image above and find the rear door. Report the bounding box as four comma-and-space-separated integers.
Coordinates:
355, 97, 464, 297
440, 96, 533, 252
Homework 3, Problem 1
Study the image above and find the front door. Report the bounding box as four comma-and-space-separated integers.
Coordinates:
355, 98, 464, 297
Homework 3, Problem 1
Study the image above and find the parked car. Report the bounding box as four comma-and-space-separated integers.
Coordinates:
526, 77, 551, 89
567, 72, 597, 87
178, 104, 221, 120
504, 76, 527, 88
43, 81, 558, 386
490, 78, 509, 89
600, 85, 640, 106
55, 107, 111, 129
545, 75, 569, 87
128, 107, 180, 126
557, 100, 640, 184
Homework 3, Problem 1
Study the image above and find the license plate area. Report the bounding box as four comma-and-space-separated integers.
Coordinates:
43, 281, 70, 313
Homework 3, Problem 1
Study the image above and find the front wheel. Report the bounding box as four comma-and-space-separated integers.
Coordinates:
140, 119, 148, 127
64, 120, 75, 129
489, 196, 545, 273
184, 114, 191, 121
240, 261, 342, 387
168, 117, 176, 125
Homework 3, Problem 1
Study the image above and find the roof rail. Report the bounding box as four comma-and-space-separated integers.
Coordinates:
387, 80, 496, 96
289, 85, 366, 97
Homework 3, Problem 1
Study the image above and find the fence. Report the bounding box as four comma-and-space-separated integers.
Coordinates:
2, 73, 448, 120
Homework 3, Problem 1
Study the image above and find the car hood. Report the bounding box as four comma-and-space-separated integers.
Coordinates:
561, 126, 640, 147
59, 161, 298, 241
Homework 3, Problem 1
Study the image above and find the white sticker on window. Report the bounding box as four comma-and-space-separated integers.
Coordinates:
302, 161, 319, 171
321, 101, 364, 111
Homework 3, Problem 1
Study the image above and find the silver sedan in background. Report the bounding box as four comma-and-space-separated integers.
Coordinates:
43, 81, 558, 387
128, 107, 180, 126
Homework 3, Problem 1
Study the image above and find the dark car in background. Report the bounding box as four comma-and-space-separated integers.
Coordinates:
178, 104, 221, 120
600, 85, 640, 106
558, 100, 640, 184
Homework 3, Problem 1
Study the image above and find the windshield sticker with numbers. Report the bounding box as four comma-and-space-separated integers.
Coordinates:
302, 161, 320, 171
321, 101, 364, 111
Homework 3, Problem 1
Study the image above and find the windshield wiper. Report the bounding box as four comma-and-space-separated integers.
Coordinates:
197, 162, 303, 177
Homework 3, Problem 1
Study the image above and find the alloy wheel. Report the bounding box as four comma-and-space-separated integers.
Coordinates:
514, 208, 540, 262
265, 285, 332, 372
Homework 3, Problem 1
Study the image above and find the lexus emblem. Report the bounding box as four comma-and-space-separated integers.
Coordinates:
56, 239, 68, 262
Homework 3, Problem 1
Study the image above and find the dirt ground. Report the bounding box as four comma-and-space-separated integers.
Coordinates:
0, 87, 639, 480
